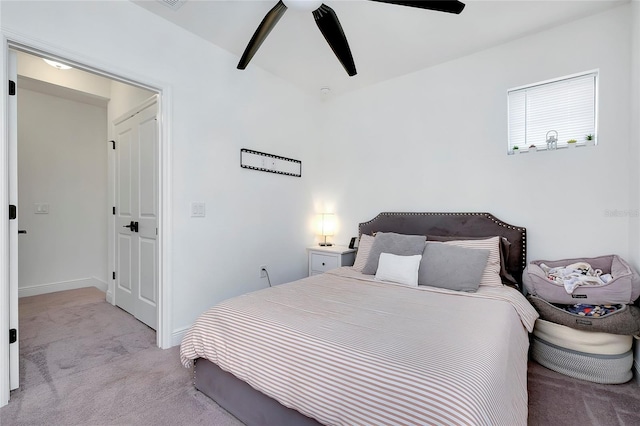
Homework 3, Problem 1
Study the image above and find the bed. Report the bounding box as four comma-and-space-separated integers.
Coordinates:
180, 212, 538, 425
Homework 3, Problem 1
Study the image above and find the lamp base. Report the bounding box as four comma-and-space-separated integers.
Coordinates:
319, 242, 333, 247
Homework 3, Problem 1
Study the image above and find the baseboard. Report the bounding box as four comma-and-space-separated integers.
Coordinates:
171, 326, 190, 348
19, 277, 107, 298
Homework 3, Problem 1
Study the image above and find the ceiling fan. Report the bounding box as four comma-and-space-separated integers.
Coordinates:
237, 0, 465, 77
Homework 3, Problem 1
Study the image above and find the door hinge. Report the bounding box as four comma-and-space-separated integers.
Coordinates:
112, 271, 116, 280
9, 80, 16, 96
9, 328, 17, 344
110, 140, 115, 150
112, 206, 116, 215
9, 204, 16, 220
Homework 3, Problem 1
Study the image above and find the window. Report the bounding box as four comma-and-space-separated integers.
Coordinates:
508, 70, 598, 152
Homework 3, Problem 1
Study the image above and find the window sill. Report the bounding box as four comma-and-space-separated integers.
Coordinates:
509, 142, 596, 155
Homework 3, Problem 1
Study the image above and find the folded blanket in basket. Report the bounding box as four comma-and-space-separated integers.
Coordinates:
540, 262, 613, 294
563, 303, 622, 317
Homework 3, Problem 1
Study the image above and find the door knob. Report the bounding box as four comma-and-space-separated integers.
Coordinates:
123, 221, 139, 232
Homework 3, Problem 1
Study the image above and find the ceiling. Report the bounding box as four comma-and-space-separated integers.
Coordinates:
133, 0, 627, 97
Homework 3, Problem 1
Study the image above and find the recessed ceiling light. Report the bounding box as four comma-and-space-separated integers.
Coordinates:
320, 87, 331, 95
43, 59, 72, 70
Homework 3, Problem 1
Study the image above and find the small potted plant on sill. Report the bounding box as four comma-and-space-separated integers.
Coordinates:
528, 144, 537, 153
567, 139, 577, 148
512, 146, 519, 154
585, 134, 595, 146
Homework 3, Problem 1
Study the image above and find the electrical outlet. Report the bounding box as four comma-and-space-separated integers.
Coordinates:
259, 265, 267, 278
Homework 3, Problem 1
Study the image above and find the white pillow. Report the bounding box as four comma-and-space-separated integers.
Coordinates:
375, 253, 422, 287
353, 234, 375, 272
443, 236, 502, 287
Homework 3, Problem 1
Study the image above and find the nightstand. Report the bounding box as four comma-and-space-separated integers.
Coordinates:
307, 246, 356, 276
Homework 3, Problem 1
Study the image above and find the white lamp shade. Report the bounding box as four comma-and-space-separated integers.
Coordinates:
316, 213, 335, 236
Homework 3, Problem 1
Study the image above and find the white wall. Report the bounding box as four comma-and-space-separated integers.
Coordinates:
315, 5, 634, 267
17, 87, 108, 296
0, 0, 320, 342
630, 1, 640, 270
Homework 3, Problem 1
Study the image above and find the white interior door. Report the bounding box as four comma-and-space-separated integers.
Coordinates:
114, 100, 158, 329
8, 50, 19, 391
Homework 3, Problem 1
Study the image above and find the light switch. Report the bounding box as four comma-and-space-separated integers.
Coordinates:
191, 202, 205, 218
35, 203, 49, 214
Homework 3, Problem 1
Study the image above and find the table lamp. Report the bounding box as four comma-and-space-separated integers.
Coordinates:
317, 213, 335, 246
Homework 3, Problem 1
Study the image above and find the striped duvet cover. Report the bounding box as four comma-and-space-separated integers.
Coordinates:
180, 267, 538, 426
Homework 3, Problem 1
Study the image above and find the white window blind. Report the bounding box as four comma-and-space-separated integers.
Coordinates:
508, 71, 597, 151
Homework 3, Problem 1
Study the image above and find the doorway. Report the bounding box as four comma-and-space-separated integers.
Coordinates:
16, 52, 114, 301
3, 45, 170, 400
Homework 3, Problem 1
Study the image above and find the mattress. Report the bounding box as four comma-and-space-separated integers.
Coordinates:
531, 319, 634, 384
181, 267, 539, 426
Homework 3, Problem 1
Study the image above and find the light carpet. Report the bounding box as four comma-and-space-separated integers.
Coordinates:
0, 287, 241, 426
1, 287, 639, 425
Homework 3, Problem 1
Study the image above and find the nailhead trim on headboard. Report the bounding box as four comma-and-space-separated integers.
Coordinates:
358, 212, 527, 283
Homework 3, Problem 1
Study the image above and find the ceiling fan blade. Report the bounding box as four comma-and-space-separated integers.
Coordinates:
237, 1, 288, 70
369, 0, 465, 14
313, 4, 357, 76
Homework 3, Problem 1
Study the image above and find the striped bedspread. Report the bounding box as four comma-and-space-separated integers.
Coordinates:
180, 267, 539, 426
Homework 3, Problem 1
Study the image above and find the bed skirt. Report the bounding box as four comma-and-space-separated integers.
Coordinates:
194, 358, 322, 426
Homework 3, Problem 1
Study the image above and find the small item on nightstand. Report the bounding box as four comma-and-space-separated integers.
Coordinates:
348, 237, 357, 249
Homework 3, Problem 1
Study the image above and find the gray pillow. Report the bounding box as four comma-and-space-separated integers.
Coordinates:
361, 232, 427, 275
418, 242, 490, 292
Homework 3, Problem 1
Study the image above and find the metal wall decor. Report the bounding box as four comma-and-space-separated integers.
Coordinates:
240, 148, 302, 177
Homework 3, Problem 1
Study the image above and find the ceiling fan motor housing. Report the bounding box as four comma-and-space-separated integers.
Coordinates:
282, 0, 323, 12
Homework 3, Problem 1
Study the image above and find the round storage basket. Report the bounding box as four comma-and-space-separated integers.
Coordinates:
531, 319, 634, 384
527, 295, 640, 335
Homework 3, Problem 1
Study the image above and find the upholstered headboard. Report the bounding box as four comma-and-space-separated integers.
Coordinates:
358, 212, 527, 286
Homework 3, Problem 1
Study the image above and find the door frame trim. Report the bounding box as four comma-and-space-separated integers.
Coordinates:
0, 34, 11, 408
0, 31, 174, 406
